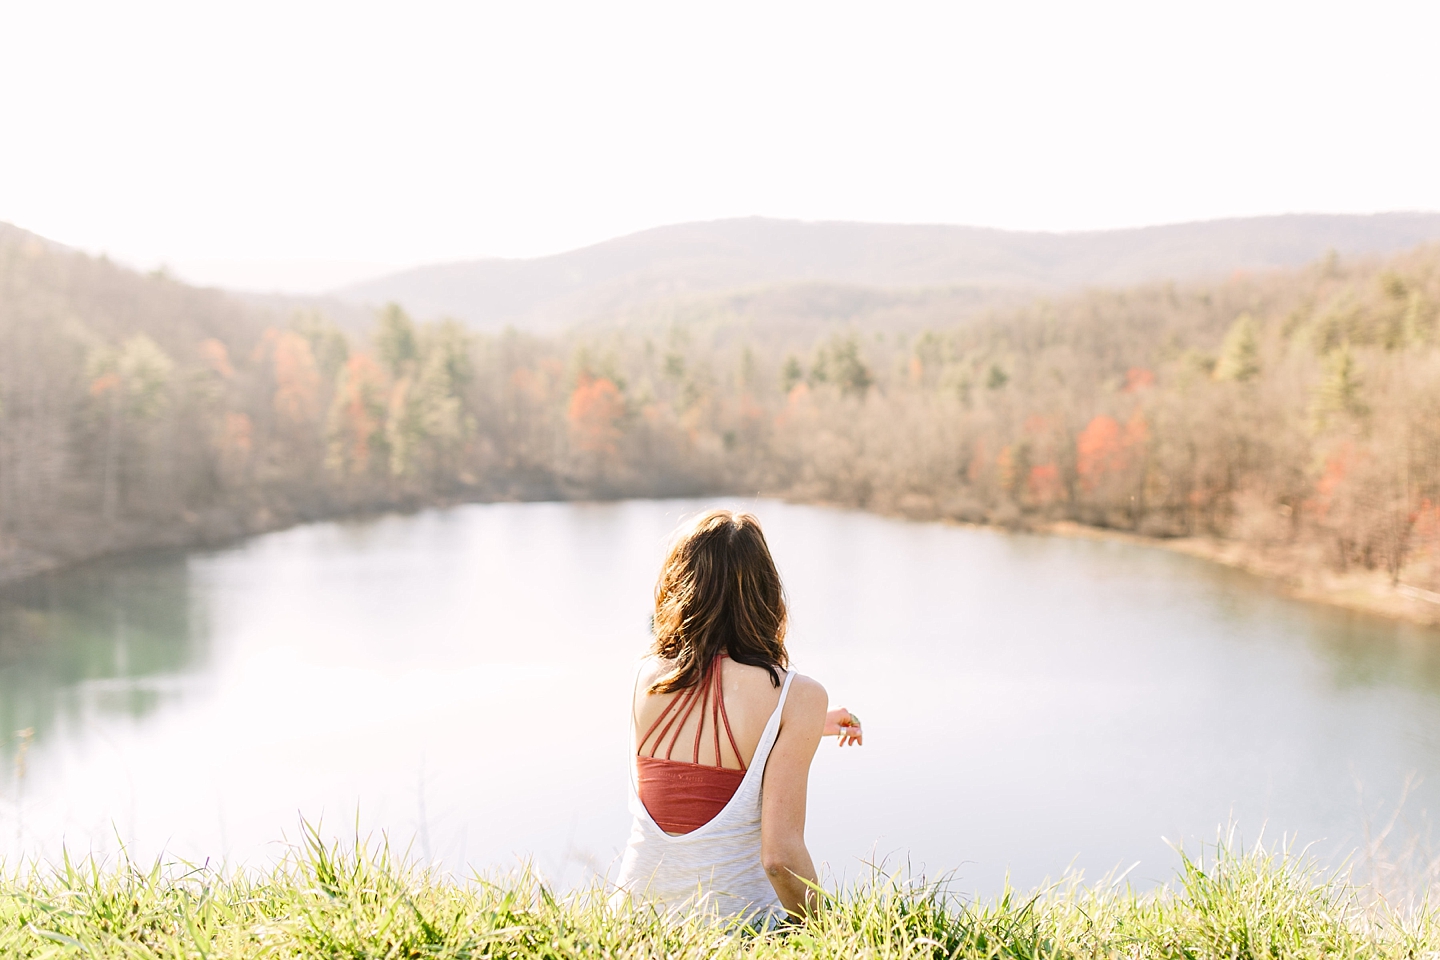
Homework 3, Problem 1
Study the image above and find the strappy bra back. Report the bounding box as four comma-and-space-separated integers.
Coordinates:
635, 655, 748, 834
616, 665, 796, 923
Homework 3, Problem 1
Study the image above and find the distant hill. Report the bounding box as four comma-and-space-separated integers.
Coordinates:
6, 217, 1440, 625
335, 213, 1440, 331
0, 221, 270, 355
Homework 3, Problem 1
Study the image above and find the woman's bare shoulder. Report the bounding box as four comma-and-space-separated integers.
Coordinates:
634, 655, 671, 690
782, 672, 828, 720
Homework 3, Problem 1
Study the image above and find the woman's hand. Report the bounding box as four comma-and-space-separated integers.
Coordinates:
823, 707, 863, 746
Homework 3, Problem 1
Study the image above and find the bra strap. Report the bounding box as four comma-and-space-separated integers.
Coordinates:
637, 684, 682, 756
715, 664, 746, 771
636, 653, 746, 768
664, 681, 705, 759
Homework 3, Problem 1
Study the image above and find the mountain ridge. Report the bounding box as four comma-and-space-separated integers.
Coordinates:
335, 212, 1440, 331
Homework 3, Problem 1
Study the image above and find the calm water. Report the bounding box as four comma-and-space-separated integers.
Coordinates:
2, 499, 1439, 891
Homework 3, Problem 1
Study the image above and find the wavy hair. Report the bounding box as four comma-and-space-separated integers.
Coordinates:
648, 509, 788, 694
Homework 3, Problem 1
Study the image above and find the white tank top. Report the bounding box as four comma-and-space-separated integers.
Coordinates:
614, 668, 797, 924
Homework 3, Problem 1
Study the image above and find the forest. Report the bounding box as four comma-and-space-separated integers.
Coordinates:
2, 225, 1438, 616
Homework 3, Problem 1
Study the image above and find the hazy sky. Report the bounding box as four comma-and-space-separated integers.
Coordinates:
3, 1, 1438, 292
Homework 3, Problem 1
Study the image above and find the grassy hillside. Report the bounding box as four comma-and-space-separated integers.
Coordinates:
0, 830, 1435, 959
337, 213, 1440, 331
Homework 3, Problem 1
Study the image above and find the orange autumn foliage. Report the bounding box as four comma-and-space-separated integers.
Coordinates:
1028, 462, 1063, 503
967, 438, 988, 484
272, 331, 321, 425
1413, 499, 1440, 557
89, 372, 121, 397
1308, 441, 1359, 519
1076, 411, 1148, 492
333, 353, 388, 472
1123, 367, 1155, 393
995, 446, 1017, 495
217, 412, 253, 476
198, 339, 235, 380
774, 382, 813, 429
222, 412, 253, 454
1076, 415, 1122, 488
567, 374, 624, 454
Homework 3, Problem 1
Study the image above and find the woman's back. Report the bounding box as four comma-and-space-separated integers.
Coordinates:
617, 657, 801, 923
633, 656, 785, 771
631, 655, 787, 836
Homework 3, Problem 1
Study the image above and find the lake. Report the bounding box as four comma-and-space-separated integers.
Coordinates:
2, 498, 1439, 892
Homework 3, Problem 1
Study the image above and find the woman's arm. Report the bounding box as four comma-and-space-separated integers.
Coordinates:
759, 676, 828, 920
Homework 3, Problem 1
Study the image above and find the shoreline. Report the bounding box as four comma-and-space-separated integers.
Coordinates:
0, 485, 575, 591
1032, 519, 1440, 630
794, 492, 1440, 631
4, 495, 1439, 632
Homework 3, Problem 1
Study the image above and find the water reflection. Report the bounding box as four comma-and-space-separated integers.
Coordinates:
0, 502, 1437, 892
0, 552, 207, 766
1313, 613, 1440, 696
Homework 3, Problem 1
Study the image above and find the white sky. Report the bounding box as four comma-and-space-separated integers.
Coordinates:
2, 1, 1438, 293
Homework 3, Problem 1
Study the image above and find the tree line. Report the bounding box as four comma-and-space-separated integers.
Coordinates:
2, 229, 1438, 592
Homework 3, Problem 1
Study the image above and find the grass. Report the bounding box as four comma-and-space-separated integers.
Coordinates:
0, 825, 1437, 959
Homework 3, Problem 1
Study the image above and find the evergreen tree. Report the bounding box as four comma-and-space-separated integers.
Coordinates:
1314, 343, 1367, 420
781, 355, 803, 392
376, 304, 419, 379
1214, 313, 1261, 382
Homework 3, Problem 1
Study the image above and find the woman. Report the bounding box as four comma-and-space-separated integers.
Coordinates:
614, 509, 862, 925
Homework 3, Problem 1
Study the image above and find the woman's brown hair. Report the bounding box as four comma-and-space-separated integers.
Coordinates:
648, 509, 789, 694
